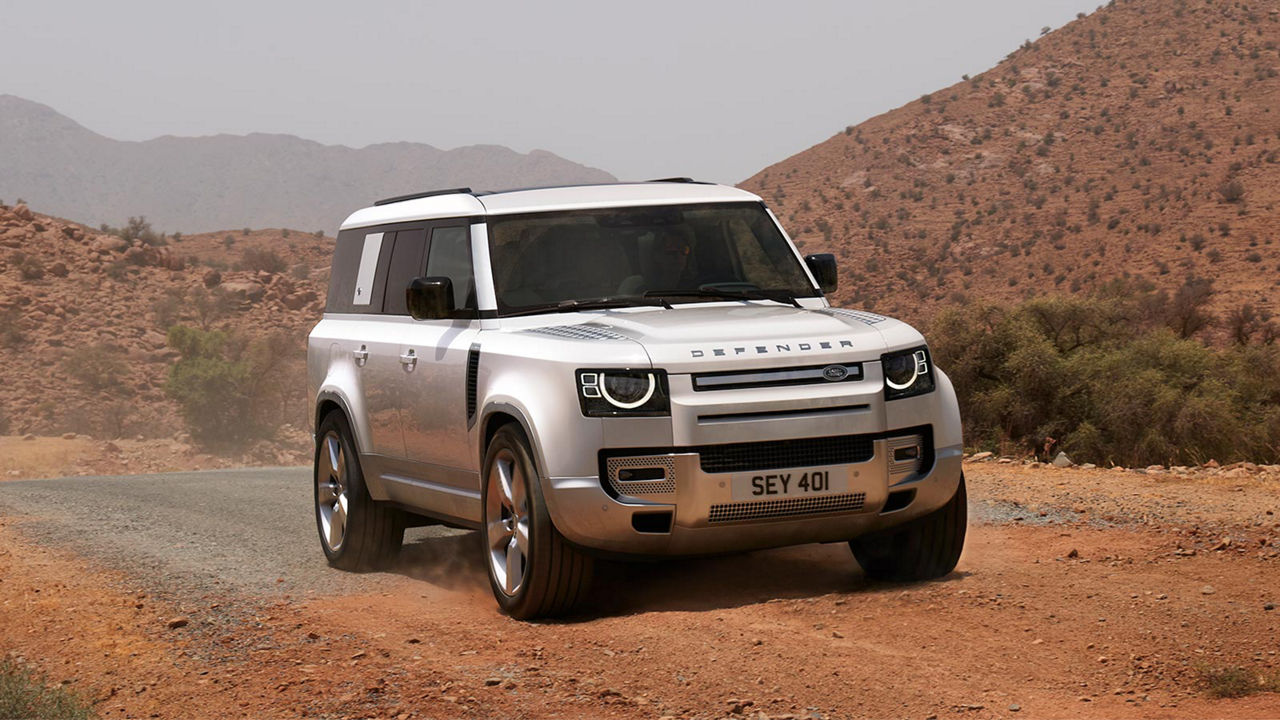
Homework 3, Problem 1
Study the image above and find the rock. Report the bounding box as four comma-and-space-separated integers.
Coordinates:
49, 262, 68, 278
61, 432, 76, 440
1204, 459, 1220, 468
94, 236, 128, 253
965, 451, 993, 463
1210, 537, 1232, 551
221, 281, 265, 303
1009, 704, 1021, 712
1080, 463, 1097, 470
484, 678, 502, 686
203, 269, 222, 288
1052, 451, 1073, 468
281, 291, 318, 310
22, 434, 35, 441
1066, 548, 1079, 559
1201, 585, 1216, 595
166, 617, 189, 629
1145, 464, 1165, 473
998, 457, 1014, 464
12, 204, 32, 221
1263, 602, 1274, 611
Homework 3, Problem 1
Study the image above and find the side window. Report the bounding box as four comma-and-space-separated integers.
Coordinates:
425, 225, 477, 317
381, 228, 428, 315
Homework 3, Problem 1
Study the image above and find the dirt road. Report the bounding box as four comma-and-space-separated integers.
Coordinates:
1, 466, 1278, 719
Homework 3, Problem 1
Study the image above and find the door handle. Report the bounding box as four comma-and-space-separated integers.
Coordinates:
352, 346, 368, 367
399, 349, 417, 370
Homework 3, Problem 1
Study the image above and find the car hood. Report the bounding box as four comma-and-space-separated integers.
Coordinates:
507, 304, 926, 372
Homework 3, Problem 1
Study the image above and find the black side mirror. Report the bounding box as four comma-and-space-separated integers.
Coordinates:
406, 276, 454, 320
804, 253, 838, 294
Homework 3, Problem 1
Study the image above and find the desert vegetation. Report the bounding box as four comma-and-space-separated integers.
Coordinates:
164, 325, 299, 448
932, 281, 1280, 466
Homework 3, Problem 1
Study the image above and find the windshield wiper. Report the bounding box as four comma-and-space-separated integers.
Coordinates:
502, 296, 672, 317
643, 288, 802, 308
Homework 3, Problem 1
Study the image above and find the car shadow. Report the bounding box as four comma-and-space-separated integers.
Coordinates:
390, 527, 969, 620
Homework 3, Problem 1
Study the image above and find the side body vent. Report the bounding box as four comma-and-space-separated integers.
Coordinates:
466, 343, 481, 426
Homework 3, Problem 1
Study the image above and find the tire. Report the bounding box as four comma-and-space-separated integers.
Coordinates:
849, 474, 967, 582
481, 423, 593, 620
314, 411, 405, 571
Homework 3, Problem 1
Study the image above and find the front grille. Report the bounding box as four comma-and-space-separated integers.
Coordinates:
692, 362, 863, 392
699, 434, 874, 474
708, 493, 867, 523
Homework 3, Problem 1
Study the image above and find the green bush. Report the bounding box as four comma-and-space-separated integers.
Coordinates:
164, 325, 299, 449
165, 325, 254, 446
931, 292, 1280, 466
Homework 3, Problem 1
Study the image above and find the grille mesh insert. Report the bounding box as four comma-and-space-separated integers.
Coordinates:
708, 493, 867, 523
699, 435, 874, 474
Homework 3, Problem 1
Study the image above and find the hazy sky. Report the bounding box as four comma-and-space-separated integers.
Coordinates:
3, 0, 1097, 184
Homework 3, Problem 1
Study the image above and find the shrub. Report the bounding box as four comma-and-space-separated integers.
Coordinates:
0, 659, 93, 720
1218, 179, 1245, 202
165, 326, 254, 447
930, 293, 1280, 466
14, 253, 45, 280
0, 306, 25, 347
165, 325, 298, 448
63, 343, 129, 393
237, 247, 286, 274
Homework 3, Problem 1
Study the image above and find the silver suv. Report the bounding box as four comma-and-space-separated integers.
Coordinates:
308, 180, 966, 619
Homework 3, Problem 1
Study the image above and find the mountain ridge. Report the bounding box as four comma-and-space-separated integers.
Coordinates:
0, 94, 616, 232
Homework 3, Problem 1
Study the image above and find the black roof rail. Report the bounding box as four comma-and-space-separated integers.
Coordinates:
646, 177, 709, 184
373, 187, 473, 206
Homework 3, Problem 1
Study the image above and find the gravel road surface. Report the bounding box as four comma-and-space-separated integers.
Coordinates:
2, 466, 1278, 719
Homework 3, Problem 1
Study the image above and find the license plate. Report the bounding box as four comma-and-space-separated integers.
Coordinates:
730, 468, 848, 501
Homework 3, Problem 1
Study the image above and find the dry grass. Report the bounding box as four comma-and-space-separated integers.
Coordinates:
0, 436, 96, 481
0, 658, 94, 720
1199, 665, 1280, 699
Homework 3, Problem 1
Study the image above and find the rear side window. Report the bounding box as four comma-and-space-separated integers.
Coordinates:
326, 219, 477, 314
426, 225, 477, 317
381, 229, 428, 315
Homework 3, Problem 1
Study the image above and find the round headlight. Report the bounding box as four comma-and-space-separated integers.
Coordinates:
884, 352, 921, 390
601, 372, 656, 408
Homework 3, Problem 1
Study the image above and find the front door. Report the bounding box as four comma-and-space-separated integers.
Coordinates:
397, 223, 482, 481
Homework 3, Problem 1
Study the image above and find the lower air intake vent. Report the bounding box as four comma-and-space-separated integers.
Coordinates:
606, 456, 677, 496
708, 493, 866, 523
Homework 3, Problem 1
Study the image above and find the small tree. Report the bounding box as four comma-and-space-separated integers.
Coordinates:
165, 325, 253, 446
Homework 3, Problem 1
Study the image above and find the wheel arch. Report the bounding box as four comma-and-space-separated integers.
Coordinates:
479, 402, 546, 477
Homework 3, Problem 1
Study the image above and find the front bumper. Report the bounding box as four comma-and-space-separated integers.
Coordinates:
541, 430, 964, 557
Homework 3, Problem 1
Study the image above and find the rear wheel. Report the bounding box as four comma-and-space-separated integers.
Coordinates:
314, 412, 404, 571
850, 475, 967, 581
482, 424, 593, 619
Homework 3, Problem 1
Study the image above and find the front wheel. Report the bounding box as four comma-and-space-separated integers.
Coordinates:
482, 424, 593, 619
849, 475, 967, 581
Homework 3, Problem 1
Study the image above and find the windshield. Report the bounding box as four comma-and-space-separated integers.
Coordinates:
487, 202, 818, 315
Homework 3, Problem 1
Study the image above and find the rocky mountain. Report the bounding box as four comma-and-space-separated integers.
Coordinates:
741, 0, 1280, 327
0, 202, 326, 465
0, 94, 615, 233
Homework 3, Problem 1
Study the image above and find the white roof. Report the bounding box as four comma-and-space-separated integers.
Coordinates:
339, 182, 762, 230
